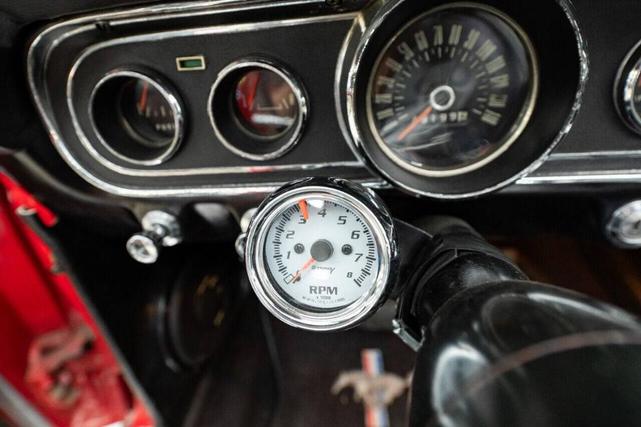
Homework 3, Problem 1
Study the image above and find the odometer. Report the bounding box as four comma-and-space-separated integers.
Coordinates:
367, 3, 538, 176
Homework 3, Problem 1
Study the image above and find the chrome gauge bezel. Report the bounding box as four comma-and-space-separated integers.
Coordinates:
614, 40, 641, 136
244, 179, 397, 331
208, 58, 309, 161
338, 0, 586, 199
364, 2, 539, 178
88, 69, 185, 166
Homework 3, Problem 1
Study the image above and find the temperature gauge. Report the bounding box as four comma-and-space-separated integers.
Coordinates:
244, 178, 397, 331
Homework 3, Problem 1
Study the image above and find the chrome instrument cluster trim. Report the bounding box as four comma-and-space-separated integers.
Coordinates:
207, 58, 309, 161
63, 11, 361, 178
29, 0, 641, 199
613, 39, 641, 136
549, 150, 641, 160
86, 69, 185, 166
337, 0, 590, 199
517, 171, 641, 185
244, 178, 397, 331
28, 1, 372, 198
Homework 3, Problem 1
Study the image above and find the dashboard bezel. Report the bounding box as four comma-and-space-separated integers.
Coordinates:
340, 0, 586, 198
244, 177, 398, 331
207, 57, 309, 161
87, 68, 185, 166
27, 0, 597, 200
364, 2, 540, 178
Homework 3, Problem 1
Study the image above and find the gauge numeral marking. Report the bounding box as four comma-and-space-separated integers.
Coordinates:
488, 93, 508, 108
376, 108, 395, 120
381, 119, 399, 134
354, 253, 364, 262
285, 230, 295, 239
337, 215, 347, 225
448, 24, 462, 45
485, 55, 506, 74
481, 109, 502, 126
397, 42, 415, 60
415, 30, 429, 51
463, 29, 481, 50
377, 76, 395, 89
433, 25, 444, 46
476, 39, 497, 61
490, 74, 510, 89
385, 58, 403, 73
375, 93, 393, 104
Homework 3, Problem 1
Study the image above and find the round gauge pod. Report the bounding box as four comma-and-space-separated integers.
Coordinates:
341, 0, 585, 198
90, 69, 184, 165
614, 40, 641, 136
244, 178, 398, 331
208, 58, 308, 161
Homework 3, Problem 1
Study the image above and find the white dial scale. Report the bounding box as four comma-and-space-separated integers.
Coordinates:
265, 199, 379, 309
245, 180, 396, 331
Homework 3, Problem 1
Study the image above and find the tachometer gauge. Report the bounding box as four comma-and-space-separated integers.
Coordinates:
244, 178, 397, 331
367, 3, 538, 177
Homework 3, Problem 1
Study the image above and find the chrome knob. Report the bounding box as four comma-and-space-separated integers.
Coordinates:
607, 200, 641, 248
126, 211, 182, 264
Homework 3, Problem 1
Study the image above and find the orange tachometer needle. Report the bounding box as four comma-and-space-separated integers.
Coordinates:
397, 105, 433, 142
293, 257, 316, 283
137, 82, 149, 114
298, 199, 309, 221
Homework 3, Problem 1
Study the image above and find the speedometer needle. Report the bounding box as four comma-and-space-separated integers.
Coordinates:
292, 257, 316, 283
397, 105, 433, 142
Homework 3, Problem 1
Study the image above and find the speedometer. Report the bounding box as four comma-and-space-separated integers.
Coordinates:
244, 178, 397, 331
367, 3, 538, 177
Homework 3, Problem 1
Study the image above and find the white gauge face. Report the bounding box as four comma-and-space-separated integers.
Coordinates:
263, 197, 382, 310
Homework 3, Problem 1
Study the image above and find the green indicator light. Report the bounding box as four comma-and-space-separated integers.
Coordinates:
176, 56, 206, 71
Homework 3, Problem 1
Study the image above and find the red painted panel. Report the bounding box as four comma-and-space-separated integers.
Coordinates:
0, 173, 155, 427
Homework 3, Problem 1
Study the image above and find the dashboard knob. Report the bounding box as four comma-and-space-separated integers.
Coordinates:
607, 201, 641, 248
126, 210, 182, 264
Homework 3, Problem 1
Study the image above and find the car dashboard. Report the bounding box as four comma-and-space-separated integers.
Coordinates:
4, 1, 641, 426
18, 0, 624, 201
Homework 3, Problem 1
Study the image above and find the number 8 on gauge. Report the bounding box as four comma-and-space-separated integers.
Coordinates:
244, 178, 397, 331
